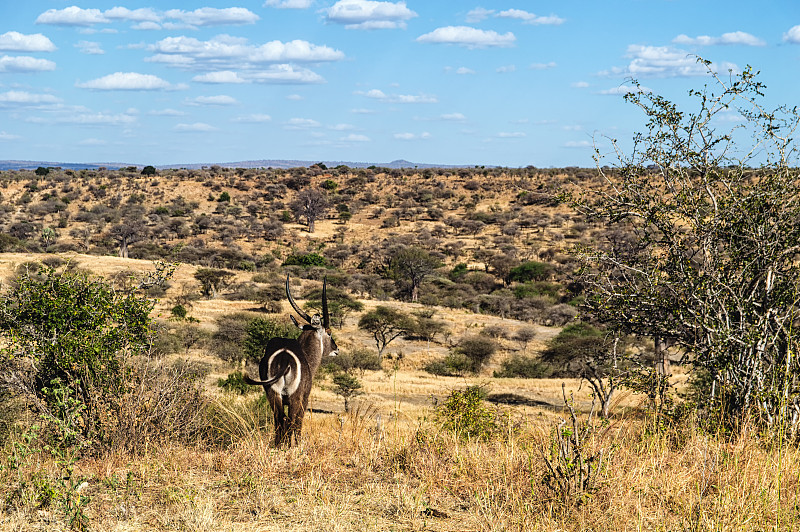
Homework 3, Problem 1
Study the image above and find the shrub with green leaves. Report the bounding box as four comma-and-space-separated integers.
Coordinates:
282, 252, 327, 268
509, 261, 553, 283
435, 385, 501, 441
217, 371, 257, 395
0, 267, 153, 446
243, 316, 300, 362
494, 355, 552, 379
331, 372, 363, 412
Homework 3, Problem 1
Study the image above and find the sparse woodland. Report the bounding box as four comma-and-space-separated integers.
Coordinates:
0, 66, 799, 531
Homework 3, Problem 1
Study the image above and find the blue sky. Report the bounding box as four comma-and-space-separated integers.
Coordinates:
1, 1, 799, 167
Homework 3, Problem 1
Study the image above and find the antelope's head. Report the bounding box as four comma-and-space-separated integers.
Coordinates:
286, 275, 338, 357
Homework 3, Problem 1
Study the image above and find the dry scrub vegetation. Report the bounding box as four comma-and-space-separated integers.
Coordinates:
0, 162, 797, 531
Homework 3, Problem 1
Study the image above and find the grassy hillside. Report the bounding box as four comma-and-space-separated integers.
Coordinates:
0, 166, 797, 531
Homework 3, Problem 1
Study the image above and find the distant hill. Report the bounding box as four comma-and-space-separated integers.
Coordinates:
0, 158, 476, 171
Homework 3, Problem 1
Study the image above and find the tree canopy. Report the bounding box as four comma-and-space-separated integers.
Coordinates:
575, 59, 800, 435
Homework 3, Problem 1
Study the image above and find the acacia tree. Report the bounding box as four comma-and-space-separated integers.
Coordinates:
108, 220, 146, 258
194, 268, 235, 299
575, 60, 800, 435
358, 306, 415, 358
540, 323, 629, 418
290, 188, 329, 233
387, 245, 442, 302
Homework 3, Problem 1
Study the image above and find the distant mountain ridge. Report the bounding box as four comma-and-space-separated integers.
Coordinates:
0, 159, 475, 171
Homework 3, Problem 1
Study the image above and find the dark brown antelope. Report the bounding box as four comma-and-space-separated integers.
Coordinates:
244, 275, 338, 446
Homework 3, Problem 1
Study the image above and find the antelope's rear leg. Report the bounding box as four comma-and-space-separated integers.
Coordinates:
286, 394, 309, 446
268, 391, 289, 447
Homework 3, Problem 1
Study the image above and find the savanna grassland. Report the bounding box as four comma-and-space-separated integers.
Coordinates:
0, 164, 797, 531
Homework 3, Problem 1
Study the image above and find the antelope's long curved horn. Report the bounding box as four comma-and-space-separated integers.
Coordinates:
286, 274, 312, 324
322, 276, 330, 330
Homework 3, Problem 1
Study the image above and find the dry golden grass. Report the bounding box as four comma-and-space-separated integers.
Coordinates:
2, 403, 799, 531
0, 252, 797, 531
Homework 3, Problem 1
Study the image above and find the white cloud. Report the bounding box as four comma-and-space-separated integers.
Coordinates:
247, 64, 324, 84
602, 45, 738, 78
496, 9, 564, 25
76, 72, 174, 90
76, 41, 104, 55
465, 8, 494, 23
0, 91, 59, 106
174, 122, 217, 131
783, 25, 800, 43
147, 35, 344, 71
597, 84, 652, 95
54, 111, 138, 126
341, 133, 370, 141
496, 65, 516, 73
233, 113, 272, 122
358, 89, 437, 103
0, 55, 56, 72
193, 71, 247, 83
440, 112, 467, 121
265, 0, 313, 8
571, 81, 590, 88
186, 95, 238, 106
673, 31, 765, 47
325, 0, 418, 30
530, 61, 557, 70
164, 7, 259, 27
104, 7, 160, 23
132, 22, 162, 31
36, 6, 108, 26
417, 26, 516, 49
394, 132, 431, 140
0, 131, 21, 140
287, 94, 304, 100
0, 31, 56, 52
444, 66, 476, 74
496, 132, 525, 138
79, 138, 108, 146
564, 140, 593, 148
148, 108, 186, 116
36, 6, 258, 29
285, 118, 322, 129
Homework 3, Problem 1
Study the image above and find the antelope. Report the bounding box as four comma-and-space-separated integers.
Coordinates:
244, 275, 338, 446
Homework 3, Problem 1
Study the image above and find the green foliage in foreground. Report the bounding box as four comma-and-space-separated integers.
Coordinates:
0, 266, 153, 445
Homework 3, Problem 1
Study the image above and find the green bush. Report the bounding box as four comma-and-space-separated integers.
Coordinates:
282, 252, 327, 268
243, 316, 300, 362
508, 261, 553, 283
435, 385, 501, 441
493, 355, 552, 378
513, 281, 561, 300
424, 352, 473, 377
324, 347, 382, 374
217, 371, 257, 395
0, 266, 153, 446
454, 335, 497, 372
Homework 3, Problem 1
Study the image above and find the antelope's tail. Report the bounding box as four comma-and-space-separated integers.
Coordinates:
244, 365, 291, 387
